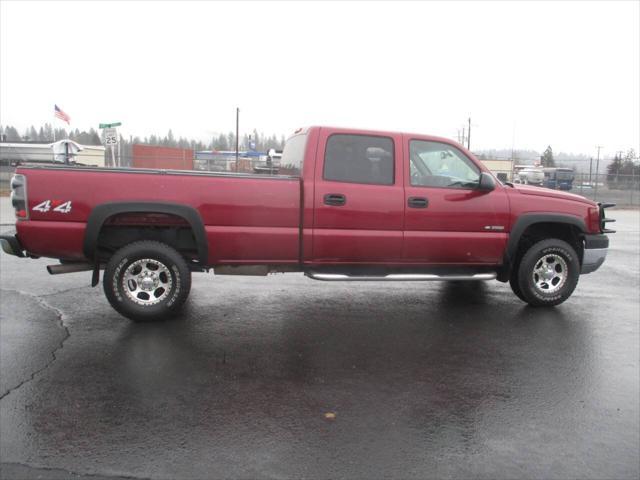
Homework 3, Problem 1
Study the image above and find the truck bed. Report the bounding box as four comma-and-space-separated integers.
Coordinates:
15, 165, 302, 265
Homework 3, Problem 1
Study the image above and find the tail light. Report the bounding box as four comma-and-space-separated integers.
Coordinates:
10, 174, 28, 220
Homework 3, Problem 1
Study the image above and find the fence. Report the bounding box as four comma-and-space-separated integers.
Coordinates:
494, 170, 639, 207
574, 173, 639, 207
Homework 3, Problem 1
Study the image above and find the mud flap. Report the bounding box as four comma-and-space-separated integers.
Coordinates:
91, 259, 100, 287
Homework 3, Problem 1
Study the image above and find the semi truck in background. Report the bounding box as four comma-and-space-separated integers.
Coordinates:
513, 165, 545, 185
543, 167, 575, 190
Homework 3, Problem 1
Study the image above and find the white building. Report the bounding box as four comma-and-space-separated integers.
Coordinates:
0, 141, 106, 167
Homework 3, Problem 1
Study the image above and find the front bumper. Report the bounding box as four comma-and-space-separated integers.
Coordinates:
0, 231, 25, 258
581, 234, 608, 274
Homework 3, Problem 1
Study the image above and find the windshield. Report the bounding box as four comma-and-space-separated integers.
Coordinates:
556, 171, 574, 180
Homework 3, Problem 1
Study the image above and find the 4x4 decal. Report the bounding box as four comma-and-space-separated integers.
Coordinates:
32, 200, 73, 213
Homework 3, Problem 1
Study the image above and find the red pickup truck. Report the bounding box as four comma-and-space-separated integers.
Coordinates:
1, 126, 614, 321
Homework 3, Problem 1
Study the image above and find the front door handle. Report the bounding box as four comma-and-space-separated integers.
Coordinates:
408, 196, 428, 208
324, 193, 346, 206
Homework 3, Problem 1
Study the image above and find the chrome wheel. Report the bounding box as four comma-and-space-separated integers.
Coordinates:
532, 253, 567, 294
121, 258, 173, 306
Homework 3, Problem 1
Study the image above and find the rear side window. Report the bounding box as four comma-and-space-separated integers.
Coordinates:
324, 134, 394, 185
280, 133, 307, 176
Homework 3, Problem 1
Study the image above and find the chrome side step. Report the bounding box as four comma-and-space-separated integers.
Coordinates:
47, 263, 94, 275
305, 272, 497, 282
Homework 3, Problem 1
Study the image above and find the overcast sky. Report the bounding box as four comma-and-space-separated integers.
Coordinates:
1, 0, 638, 157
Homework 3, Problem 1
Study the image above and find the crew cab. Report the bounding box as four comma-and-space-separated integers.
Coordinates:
1, 126, 615, 321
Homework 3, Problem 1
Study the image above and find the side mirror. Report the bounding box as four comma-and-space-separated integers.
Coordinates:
478, 172, 496, 191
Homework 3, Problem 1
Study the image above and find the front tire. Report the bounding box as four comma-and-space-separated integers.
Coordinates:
516, 239, 580, 307
103, 241, 191, 321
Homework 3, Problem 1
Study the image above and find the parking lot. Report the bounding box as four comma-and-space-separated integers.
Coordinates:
1, 209, 638, 479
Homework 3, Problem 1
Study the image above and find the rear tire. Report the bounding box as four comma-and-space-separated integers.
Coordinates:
103, 241, 191, 321
516, 239, 579, 307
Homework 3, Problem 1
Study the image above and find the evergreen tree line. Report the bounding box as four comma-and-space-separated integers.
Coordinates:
475, 148, 592, 164
0, 124, 286, 154
606, 149, 640, 189
0, 123, 101, 146
120, 129, 286, 159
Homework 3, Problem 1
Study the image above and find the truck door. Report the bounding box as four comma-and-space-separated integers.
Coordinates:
403, 136, 510, 264
312, 129, 404, 263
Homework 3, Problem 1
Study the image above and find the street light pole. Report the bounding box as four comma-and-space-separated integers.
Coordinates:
594, 145, 602, 201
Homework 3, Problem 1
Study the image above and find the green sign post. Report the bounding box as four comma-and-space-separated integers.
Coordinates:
99, 122, 122, 129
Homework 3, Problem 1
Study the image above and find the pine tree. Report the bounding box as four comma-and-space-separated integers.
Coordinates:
165, 129, 176, 147
541, 146, 555, 167
88, 128, 101, 145
43, 124, 53, 142
606, 152, 623, 187
215, 133, 228, 150
607, 149, 638, 189
4, 126, 20, 141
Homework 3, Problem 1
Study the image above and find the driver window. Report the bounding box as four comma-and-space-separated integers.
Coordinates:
409, 140, 480, 189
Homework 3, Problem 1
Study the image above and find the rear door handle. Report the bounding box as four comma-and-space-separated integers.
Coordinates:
324, 193, 346, 206
408, 196, 428, 208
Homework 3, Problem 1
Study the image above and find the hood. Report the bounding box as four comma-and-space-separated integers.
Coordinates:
509, 183, 596, 205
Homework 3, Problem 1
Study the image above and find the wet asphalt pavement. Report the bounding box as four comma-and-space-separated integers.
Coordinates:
0, 210, 638, 479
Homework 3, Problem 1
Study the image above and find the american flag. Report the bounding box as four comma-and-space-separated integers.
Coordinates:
54, 104, 70, 124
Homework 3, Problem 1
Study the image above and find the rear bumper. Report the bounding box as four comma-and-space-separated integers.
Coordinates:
0, 231, 25, 258
581, 234, 608, 274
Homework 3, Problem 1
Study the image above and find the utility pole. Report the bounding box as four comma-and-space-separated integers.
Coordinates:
235, 107, 239, 173
511, 122, 516, 162
594, 145, 602, 200
467, 117, 471, 150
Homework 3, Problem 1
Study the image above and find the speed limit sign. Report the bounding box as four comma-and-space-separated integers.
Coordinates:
104, 128, 118, 145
